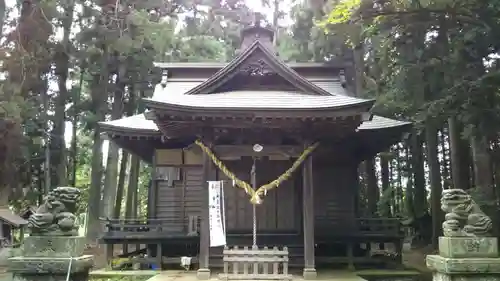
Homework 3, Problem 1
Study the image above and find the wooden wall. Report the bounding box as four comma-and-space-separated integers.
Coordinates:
155, 167, 204, 232
313, 163, 357, 236
217, 158, 300, 233
153, 148, 358, 236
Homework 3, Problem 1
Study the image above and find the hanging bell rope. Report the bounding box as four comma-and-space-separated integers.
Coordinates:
194, 140, 319, 204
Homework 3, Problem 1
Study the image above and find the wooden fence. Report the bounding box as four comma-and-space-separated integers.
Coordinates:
219, 245, 291, 280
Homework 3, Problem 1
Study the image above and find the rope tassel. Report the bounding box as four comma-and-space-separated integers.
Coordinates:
194, 140, 319, 204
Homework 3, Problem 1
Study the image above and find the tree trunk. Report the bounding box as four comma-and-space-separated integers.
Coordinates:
101, 66, 126, 218
411, 132, 427, 217
471, 135, 495, 198
396, 145, 403, 214
0, 0, 5, 38
70, 67, 84, 187
125, 156, 140, 219
404, 141, 414, 218
426, 122, 443, 249
364, 158, 378, 216
448, 117, 470, 190
380, 153, 391, 217
114, 151, 129, 218
440, 128, 450, 189
272, 0, 279, 47
51, 0, 75, 187
86, 46, 109, 241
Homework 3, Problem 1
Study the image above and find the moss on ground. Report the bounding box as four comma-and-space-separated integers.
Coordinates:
356, 269, 421, 276
91, 277, 151, 281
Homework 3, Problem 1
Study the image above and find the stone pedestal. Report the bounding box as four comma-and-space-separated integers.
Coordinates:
427, 237, 500, 281
303, 268, 317, 280
8, 236, 94, 281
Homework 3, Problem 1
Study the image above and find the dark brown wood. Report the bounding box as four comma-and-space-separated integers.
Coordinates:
153, 108, 367, 123
199, 147, 211, 270
302, 142, 315, 274
213, 145, 302, 158
218, 159, 299, 232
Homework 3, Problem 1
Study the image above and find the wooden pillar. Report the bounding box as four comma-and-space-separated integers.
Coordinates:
147, 155, 157, 260
302, 143, 316, 279
197, 149, 212, 280
106, 243, 114, 268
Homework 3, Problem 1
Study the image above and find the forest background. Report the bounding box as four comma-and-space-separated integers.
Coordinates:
1, 0, 499, 251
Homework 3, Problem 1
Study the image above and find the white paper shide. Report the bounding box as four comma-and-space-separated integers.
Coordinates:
208, 181, 226, 247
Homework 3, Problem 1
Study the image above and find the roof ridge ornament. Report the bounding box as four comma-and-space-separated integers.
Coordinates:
238, 12, 275, 53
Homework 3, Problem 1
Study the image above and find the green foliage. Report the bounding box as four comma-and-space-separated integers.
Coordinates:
321, 0, 361, 25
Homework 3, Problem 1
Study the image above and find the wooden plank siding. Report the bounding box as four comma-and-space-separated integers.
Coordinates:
217, 157, 300, 233
153, 160, 358, 236
155, 166, 204, 232
313, 163, 357, 236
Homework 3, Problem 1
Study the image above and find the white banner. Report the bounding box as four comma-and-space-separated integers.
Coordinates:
208, 181, 226, 247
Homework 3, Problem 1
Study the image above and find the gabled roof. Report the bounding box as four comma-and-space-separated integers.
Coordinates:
182, 40, 335, 96
153, 61, 349, 70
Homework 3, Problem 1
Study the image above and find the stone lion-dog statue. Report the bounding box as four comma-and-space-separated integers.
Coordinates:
441, 188, 492, 237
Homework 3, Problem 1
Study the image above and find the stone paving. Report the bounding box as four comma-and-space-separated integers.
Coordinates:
145, 270, 367, 281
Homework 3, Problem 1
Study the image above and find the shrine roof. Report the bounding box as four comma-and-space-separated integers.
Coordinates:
153, 61, 348, 70
145, 40, 373, 112
0, 208, 27, 227
99, 113, 159, 133
155, 77, 350, 96
99, 114, 409, 136
145, 90, 373, 111
99, 115, 411, 162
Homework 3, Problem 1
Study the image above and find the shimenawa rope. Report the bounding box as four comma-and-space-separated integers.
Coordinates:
194, 140, 319, 204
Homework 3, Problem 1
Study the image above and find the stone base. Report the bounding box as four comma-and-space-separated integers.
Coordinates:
427, 255, 500, 274
432, 272, 500, 281
303, 268, 317, 280
197, 268, 211, 280
12, 271, 90, 281
23, 236, 86, 257
439, 237, 498, 258
8, 255, 93, 274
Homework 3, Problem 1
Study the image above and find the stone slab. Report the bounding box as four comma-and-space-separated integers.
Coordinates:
432, 272, 500, 281
439, 237, 498, 258
23, 236, 86, 257
7, 255, 93, 274
427, 255, 500, 274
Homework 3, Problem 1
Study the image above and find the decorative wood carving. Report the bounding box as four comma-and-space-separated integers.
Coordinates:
239, 59, 275, 76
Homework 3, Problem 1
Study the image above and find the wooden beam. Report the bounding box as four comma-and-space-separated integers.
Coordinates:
302, 142, 316, 279
213, 145, 302, 158
197, 144, 212, 280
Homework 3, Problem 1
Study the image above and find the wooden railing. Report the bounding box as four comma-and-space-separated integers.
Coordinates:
220, 246, 291, 280
101, 216, 200, 238
356, 218, 402, 237
315, 217, 402, 237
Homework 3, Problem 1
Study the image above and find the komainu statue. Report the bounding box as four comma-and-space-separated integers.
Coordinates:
441, 189, 492, 237
28, 186, 81, 236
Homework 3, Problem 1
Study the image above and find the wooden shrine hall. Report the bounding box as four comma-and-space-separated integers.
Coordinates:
99, 22, 411, 279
